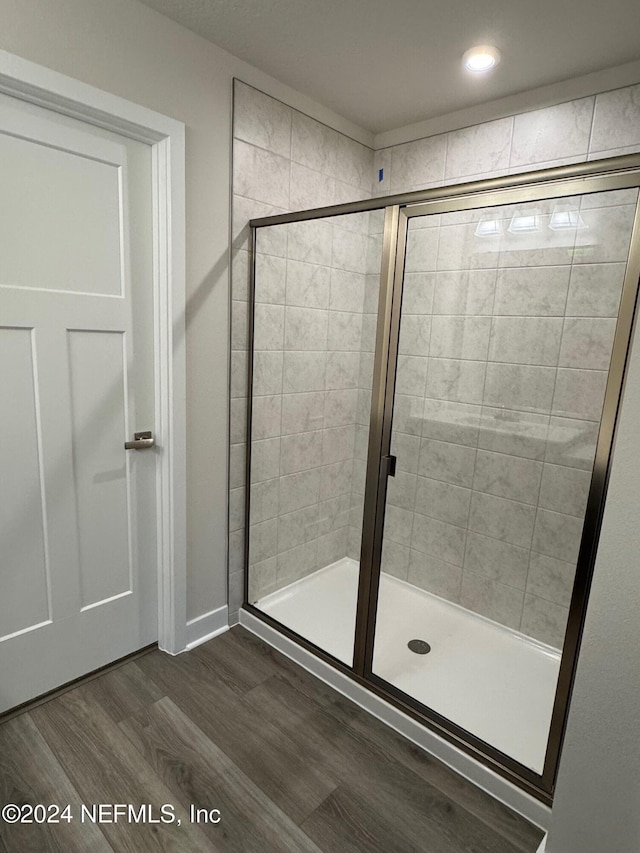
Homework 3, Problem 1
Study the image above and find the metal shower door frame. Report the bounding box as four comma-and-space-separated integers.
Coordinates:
245, 153, 640, 803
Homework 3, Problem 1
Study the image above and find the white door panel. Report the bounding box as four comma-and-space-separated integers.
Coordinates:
0, 327, 50, 638
68, 329, 132, 609
0, 91, 157, 712
0, 131, 123, 295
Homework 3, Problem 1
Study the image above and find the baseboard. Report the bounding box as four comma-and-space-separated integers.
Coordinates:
184, 605, 229, 650
240, 608, 550, 831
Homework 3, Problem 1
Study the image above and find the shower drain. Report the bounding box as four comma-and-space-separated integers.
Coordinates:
408, 639, 431, 655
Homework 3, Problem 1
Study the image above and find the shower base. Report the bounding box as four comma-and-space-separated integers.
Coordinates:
257, 558, 561, 773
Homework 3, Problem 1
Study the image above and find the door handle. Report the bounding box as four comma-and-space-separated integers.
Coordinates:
383, 454, 397, 477
124, 430, 155, 450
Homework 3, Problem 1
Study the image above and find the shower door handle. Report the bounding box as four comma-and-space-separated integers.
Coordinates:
383, 454, 397, 477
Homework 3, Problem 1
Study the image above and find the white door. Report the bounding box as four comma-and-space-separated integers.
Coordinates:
0, 91, 157, 712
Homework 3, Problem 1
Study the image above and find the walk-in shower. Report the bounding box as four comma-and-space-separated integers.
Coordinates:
242, 155, 640, 801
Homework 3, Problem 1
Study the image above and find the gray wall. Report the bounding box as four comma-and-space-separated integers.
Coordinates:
546, 276, 640, 853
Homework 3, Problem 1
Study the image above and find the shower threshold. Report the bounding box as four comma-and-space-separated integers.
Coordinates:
257, 558, 560, 773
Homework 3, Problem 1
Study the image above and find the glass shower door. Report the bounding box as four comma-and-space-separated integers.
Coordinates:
247, 211, 384, 666
369, 189, 638, 773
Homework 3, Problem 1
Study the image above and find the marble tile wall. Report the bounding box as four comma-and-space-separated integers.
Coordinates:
372, 83, 640, 648
373, 85, 640, 195
380, 193, 638, 648
247, 212, 382, 604
231, 78, 640, 635
230, 81, 374, 619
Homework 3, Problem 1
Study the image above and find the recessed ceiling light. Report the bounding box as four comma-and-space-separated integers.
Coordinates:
475, 214, 502, 237
508, 209, 541, 233
549, 202, 587, 231
463, 45, 501, 73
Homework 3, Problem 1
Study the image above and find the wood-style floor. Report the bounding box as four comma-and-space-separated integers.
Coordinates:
0, 626, 544, 852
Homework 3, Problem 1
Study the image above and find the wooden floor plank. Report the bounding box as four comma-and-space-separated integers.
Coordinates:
188, 631, 277, 696
225, 631, 360, 727
137, 648, 338, 824
118, 696, 323, 853
74, 658, 165, 726
235, 627, 543, 852
302, 774, 522, 853
216, 628, 357, 716
244, 673, 524, 853
30, 685, 216, 852
348, 712, 544, 853
0, 713, 112, 853
243, 672, 358, 782
302, 785, 396, 853
0, 624, 543, 853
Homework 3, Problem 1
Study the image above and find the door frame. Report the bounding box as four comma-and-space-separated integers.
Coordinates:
0, 49, 187, 654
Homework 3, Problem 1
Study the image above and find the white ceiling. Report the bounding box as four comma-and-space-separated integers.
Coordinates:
137, 0, 640, 133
